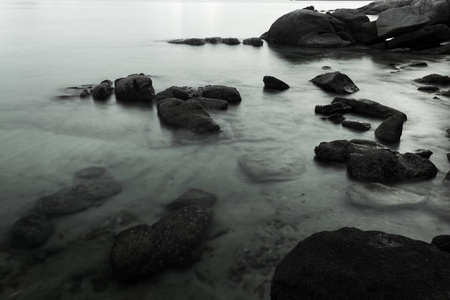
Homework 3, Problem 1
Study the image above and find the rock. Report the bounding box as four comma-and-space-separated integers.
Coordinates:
154, 86, 194, 102
114, 74, 155, 102
332, 97, 407, 119
329, 9, 370, 33
341, 119, 371, 131
357, 0, 412, 15
346, 182, 427, 210
432, 235, 450, 253
415, 73, 450, 85
194, 97, 228, 110
387, 24, 450, 49
205, 37, 222, 44
243, 37, 263, 47
297, 32, 352, 48
271, 227, 450, 300
75, 167, 106, 179
168, 38, 206, 46
79, 89, 92, 98
376, 6, 430, 38
411, 0, 450, 24
310, 71, 359, 94
320, 113, 345, 123
110, 205, 212, 282
34, 177, 121, 216
439, 90, 450, 96
92, 80, 113, 100
414, 149, 433, 158
166, 189, 217, 211
11, 214, 54, 248
375, 113, 406, 143
263, 76, 290, 90
199, 85, 241, 103
314, 139, 389, 162
263, 9, 337, 46
353, 21, 383, 45
157, 98, 221, 133
347, 151, 438, 181
221, 38, 240, 45
238, 149, 305, 182
315, 102, 352, 115
418, 85, 440, 92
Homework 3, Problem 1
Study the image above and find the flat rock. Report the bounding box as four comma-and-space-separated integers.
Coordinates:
341, 119, 371, 131
375, 113, 406, 143
346, 182, 427, 210
10, 213, 54, 248
411, 0, 450, 24
110, 205, 212, 282
166, 189, 217, 211
271, 227, 450, 300
376, 6, 430, 38
199, 85, 241, 103
263, 76, 290, 90
315, 102, 352, 115
332, 97, 407, 119
310, 71, 359, 94
115, 73, 155, 102
92, 80, 113, 100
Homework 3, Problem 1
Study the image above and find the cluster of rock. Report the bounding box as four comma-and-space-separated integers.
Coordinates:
415, 73, 450, 97
271, 227, 450, 300
168, 37, 263, 47
110, 188, 217, 282
10, 167, 121, 248
262, 0, 450, 51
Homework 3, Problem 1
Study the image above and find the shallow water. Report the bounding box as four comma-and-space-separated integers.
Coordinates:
1, 1, 450, 299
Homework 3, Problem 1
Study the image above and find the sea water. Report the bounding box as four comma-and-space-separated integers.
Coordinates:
1, 1, 450, 299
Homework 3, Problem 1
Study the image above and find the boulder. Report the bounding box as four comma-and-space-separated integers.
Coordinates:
347, 151, 437, 181
168, 38, 206, 46
271, 227, 450, 300
329, 9, 370, 33
415, 73, 450, 85
387, 24, 450, 49
314, 139, 389, 162
357, 0, 413, 15
243, 37, 263, 47
221, 38, 240, 45
166, 189, 217, 211
411, 0, 450, 24
432, 235, 450, 253
346, 182, 427, 210
110, 205, 212, 282
157, 98, 221, 133
153, 86, 195, 102
263, 76, 290, 90
10, 213, 54, 248
199, 85, 242, 103
375, 113, 406, 143
332, 97, 407, 119
341, 119, 371, 131
115, 74, 155, 102
263, 9, 336, 45
310, 71, 359, 94
315, 102, 352, 115
376, 6, 430, 38
92, 80, 113, 100
297, 32, 352, 48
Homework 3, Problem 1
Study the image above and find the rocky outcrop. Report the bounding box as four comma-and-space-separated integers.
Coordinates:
168, 38, 206, 46
110, 205, 212, 282
10, 213, 54, 248
115, 74, 155, 102
199, 85, 242, 103
310, 72, 359, 94
92, 80, 113, 100
271, 227, 450, 300
374, 113, 406, 143
166, 189, 217, 211
263, 76, 290, 90
157, 98, 221, 133
243, 37, 263, 47
341, 119, 371, 131
332, 97, 407, 119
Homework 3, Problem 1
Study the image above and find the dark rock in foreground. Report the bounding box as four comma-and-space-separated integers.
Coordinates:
332, 97, 407, 119
315, 102, 352, 115
271, 227, 450, 300
166, 189, 217, 211
310, 72, 359, 94
92, 80, 113, 100
342, 119, 371, 131
432, 235, 450, 253
263, 76, 290, 90
115, 73, 155, 102
374, 113, 406, 143
11, 213, 54, 248
168, 38, 206, 46
415, 74, 450, 85
157, 98, 221, 133
199, 85, 241, 103
110, 205, 212, 282
243, 37, 263, 47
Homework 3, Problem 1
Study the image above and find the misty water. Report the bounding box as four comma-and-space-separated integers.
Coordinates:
1, 0, 450, 299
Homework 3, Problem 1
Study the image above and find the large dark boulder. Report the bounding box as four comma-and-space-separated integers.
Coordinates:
387, 24, 450, 49
375, 113, 406, 143
329, 9, 370, 33
115, 74, 155, 102
332, 97, 407, 119
263, 76, 290, 90
310, 72, 359, 94
110, 205, 212, 282
376, 6, 430, 38
357, 0, 412, 15
271, 227, 450, 300
199, 85, 241, 103
157, 98, 221, 133
166, 189, 217, 211
10, 213, 54, 248
92, 80, 113, 100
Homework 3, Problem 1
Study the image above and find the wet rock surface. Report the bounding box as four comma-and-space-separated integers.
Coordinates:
114, 73, 155, 102
263, 76, 290, 90
310, 71, 359, 94
110, 205, 212, 282
271, 227, 450, 300
10, 214, 55, 248
166, 189, 217, 211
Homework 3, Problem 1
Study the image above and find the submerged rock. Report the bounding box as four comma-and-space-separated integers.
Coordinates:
110, 205, 212, 282
346, 182, 427, 210
75, 167, 106, 179
263, 76, 290, 90
271, 227, 450, 300
11, 213, 54, 248
92, 80, 113, 100
332, 97, 407, 119
341, 119, 371, 131
115, 73, 155, 102
310, 71, 359, 94
166, 189, 217, 211
297, 32, 352, 47
199, 85, 242, 103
